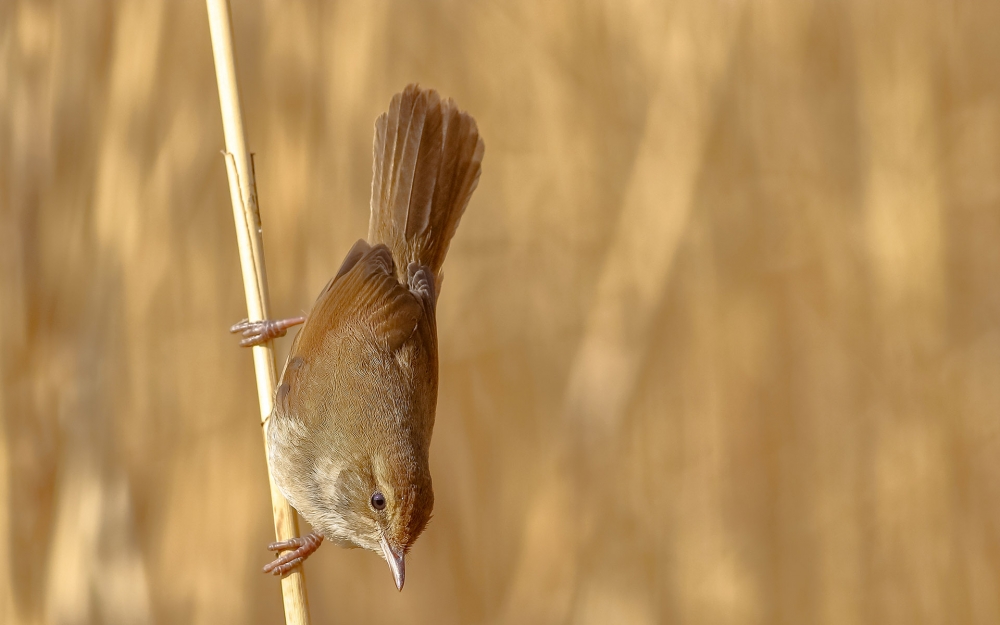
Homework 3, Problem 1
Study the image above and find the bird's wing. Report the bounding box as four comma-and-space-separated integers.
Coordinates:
273, 243, 425, 424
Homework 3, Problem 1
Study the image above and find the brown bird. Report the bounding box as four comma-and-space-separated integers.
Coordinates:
231, 84, 484, 590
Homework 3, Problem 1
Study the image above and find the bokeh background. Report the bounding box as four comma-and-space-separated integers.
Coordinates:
3, 0, 1000, 623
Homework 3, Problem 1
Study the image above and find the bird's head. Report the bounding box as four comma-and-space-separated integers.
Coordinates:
309, 446, 433, 590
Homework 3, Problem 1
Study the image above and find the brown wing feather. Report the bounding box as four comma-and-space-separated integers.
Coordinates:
274, 244, 423, 425
295, 245, 421, 360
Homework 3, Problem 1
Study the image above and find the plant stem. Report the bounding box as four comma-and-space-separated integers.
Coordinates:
206, 1, 311, 623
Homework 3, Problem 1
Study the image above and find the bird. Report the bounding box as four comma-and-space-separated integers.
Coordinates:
230, 84, 484, 591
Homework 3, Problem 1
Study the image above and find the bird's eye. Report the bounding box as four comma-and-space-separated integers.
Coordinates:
371, 491, 386, 510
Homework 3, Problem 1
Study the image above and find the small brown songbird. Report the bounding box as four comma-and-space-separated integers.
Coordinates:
231, 85, 484, 590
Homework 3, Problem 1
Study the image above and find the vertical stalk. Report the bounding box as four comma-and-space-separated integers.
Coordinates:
205, 1, 311, 623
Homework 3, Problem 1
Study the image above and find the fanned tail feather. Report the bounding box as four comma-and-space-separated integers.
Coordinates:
368, 84, 485, 281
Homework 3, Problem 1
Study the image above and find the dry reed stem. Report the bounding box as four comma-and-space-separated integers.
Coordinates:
205, 1, 312, 623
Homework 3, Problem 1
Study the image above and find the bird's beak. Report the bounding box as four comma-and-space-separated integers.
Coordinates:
379, 536, 405, 591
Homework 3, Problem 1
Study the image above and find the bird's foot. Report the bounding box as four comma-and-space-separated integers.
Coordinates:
230, 316, 306, 347
263, 532, 324, 576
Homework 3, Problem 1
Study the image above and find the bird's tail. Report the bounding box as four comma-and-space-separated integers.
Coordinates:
368, 84, 485, 283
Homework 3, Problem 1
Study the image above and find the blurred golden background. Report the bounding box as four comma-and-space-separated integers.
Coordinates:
3, 0, 1000, 623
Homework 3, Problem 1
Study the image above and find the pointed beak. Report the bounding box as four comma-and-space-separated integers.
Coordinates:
379, 536, 405, 591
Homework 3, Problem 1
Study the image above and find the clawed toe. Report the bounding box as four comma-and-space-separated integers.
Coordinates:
229, 316, 306, 347
263, 553, 306, 576
229, 319, 273, 347
263, 532, 324, 576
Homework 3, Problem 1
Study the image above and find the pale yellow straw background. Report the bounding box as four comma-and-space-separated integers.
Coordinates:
2, 1, 999, 624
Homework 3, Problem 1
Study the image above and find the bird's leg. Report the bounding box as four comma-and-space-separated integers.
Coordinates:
263, 532, 324, 576
229, 316, 306, 347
